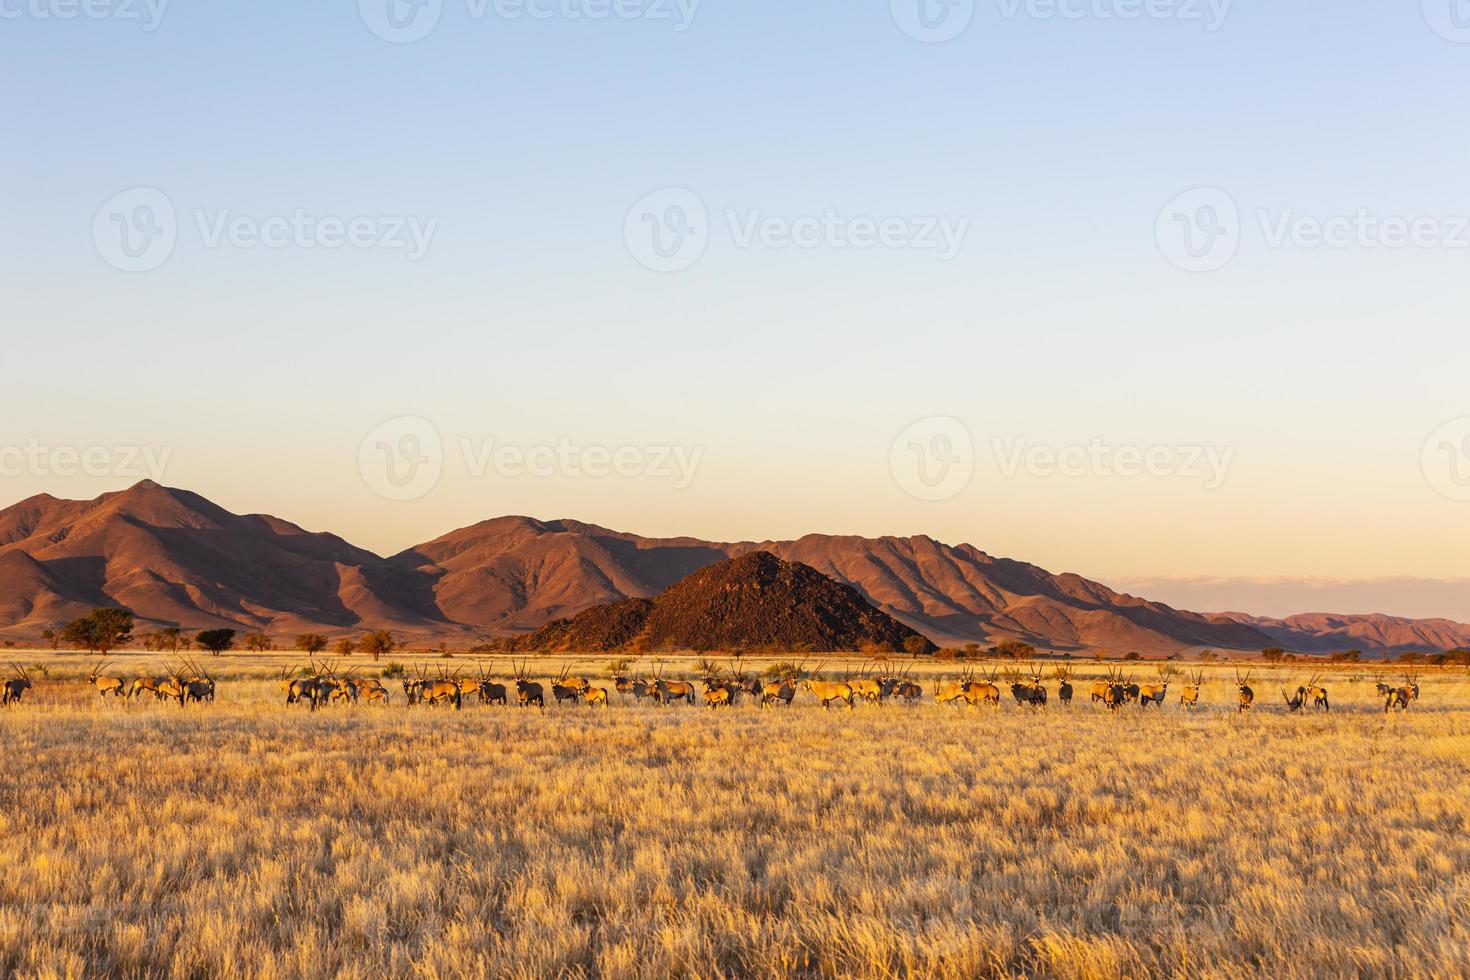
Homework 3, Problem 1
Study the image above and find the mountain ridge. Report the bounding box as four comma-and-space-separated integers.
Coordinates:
0, 482, 1461, 655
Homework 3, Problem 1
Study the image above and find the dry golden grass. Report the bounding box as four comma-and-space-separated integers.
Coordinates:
1, 655, 1468, 978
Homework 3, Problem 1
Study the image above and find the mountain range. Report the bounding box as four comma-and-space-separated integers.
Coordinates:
0, 481, 1464, 656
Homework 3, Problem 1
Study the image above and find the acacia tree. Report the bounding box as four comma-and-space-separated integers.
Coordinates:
60, 608, 135, 657
242, 633, 273, 652
196, 629, 237, 657
903, 635, 933, 657
359, 631, 395, 662
335, 638, 356, 657
295, 633, 328, 656
160, 627, 183, 653
40, 629, 57, 650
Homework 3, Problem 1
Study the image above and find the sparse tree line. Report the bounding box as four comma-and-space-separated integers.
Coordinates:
26, 608, 401, 662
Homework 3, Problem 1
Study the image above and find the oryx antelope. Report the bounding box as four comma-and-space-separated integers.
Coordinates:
88, 661, 127, 700
804, 665, 853, 709
1136, 679, 1169, 709
964, 667, 1002, 706
1385, 675, 1420, 713
156, 664, 187, 708
417, 666, 464, 710
1281, 686, 1304, 712
476, 664, 507, 706
1235, 669, 1254, 713
513, 660, 544, 709
2, 663, 32, 707
1301, 672, 1329, 711
1009, 665, 1047, 708
760, 662, 802, 707
1179, 670, 1204, 708
1100, 670, 1130, 712
934, 672, 971, 706
651, 663, 696, 706
181, 658, 216, 704
1054, 666, 1074, 705
550, 666, 584, 707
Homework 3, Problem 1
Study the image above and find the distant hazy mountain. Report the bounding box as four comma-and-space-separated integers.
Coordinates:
1213, 612, 1470, 655
0, 482, 1462, 656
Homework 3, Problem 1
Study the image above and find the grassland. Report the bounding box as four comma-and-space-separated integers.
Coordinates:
1, 654, 1467, 978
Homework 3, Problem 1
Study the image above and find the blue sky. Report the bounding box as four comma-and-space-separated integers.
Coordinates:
5, 1, 1470, 617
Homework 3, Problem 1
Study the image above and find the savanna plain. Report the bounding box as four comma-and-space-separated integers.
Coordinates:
1, 655, 1467, 979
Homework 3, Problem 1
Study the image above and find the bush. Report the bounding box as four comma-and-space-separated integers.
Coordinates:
1123, 651, 1142, 661
1262, 648, 1286, 663
381, 662, 406, 678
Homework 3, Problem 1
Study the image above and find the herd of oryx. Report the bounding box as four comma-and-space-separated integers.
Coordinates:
0, 658, 1429, 714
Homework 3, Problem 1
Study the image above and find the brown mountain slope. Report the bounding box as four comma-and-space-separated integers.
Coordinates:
1214, 612, 1470, 655
0, 482, 448, 635
392, 517, 726, 631
512, 552, 934, 653
401, 520, 1270, 654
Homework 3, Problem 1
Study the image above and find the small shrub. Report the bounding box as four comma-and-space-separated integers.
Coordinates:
381, 662, 406, 678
